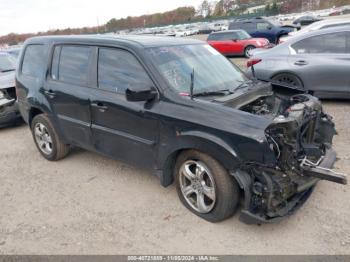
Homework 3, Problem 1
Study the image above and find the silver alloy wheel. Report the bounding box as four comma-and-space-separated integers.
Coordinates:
179, 160, 216, 213
245, 46, 255, 57
34, 123, 53, 155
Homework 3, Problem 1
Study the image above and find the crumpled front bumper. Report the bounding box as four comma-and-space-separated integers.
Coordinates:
238, 148, 344, 224
0, 98, 21, 127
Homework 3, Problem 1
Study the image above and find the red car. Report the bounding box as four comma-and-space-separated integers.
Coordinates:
207, 30, 271, 57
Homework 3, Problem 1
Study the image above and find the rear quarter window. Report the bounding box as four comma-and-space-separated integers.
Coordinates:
22, 44, 46, 78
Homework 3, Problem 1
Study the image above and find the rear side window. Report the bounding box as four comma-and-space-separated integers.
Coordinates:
241, 22, 256, 32
256, 22, 271, 30
51, 45, 92, 85
292, 32, 348, 54
22, 45, 45, 78
98, 48, 153, 93
208, 33, 232, 41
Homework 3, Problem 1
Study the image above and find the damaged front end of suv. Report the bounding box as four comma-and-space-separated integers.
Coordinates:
225, 84, 347, 224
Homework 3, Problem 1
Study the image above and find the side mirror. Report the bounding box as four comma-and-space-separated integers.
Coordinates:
126, 86, 157, 102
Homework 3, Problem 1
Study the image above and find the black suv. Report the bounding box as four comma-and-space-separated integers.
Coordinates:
16, 35, 346, 224
229, 17, 295, 44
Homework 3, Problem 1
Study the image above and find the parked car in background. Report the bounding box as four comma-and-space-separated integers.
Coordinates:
212, 22, 228, 32
0, 52, 21, 127
16, 35, 346, 224
247, 26, 350, 98
229, 17, 296, 44
293, 15, 321, 26
198, 24, 214, 34
207, 30, 271, 57
279, 19, 350, 43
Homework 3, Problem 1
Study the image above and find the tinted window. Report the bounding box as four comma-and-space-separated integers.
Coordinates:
56, 46, 92, 85
241, 22, 256, 32
257, 22, 271, 30
22, 45, 45, 78
98, 48, 152, 93
208, 32, 234, 41
292, 32, 348, 54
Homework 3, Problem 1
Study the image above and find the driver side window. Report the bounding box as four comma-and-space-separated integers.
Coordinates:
98, 48, 153, 93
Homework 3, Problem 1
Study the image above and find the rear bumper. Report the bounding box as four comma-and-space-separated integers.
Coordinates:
239, 148, 339, 224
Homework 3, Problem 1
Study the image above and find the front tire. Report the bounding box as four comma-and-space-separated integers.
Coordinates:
175, 150, 240, 222
244, 45, 255, 58
31, 114, 70, 161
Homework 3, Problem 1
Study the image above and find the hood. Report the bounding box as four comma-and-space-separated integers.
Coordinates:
249, 38, 269, 45
0, 70, 15, 89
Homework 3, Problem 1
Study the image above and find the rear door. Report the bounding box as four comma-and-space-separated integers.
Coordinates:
289, 31, 350, 95
44, 45, 94, 149
90, 47, 159, 168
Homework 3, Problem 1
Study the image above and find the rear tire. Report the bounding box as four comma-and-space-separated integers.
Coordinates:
31, 114, 70, 161
175, 150, 240, 223
272, 73, 304, 90
244, 45, 256, 58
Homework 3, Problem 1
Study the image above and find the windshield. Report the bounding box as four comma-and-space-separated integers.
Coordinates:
0, 53, 16, 72
237, 30, 251, 40
146, 44, 248, 94
268, 19, 282, 27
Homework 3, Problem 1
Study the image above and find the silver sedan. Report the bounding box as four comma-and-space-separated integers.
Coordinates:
246, 26, 350, 98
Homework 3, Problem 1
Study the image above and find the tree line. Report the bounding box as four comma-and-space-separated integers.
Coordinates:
0, 0, 348, 45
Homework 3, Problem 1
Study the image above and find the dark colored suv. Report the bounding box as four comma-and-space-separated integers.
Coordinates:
16, 35, 346, 224
229, 17, 295, 44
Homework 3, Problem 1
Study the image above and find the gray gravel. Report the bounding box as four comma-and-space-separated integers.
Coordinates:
0, 57, 349, 254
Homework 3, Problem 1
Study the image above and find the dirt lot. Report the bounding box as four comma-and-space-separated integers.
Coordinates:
0, 55, 350, 254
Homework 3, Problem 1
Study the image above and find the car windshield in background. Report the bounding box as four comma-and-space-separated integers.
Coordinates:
146, 44, 248, 94
0, 53, 16, 72
237, 30, 251, 40
269, 19, 282, 27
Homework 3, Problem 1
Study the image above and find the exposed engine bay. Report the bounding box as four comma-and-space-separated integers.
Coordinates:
221, 84, 347, 223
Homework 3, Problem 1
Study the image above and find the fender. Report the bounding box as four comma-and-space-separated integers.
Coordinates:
156, 130, 242, 187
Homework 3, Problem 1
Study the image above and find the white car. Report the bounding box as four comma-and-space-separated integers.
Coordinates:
175, 30, 192, 37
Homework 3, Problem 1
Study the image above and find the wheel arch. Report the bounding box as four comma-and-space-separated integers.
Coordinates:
28, 106, 68, 144
28, 107, 44, 126
157, 131, 242, 187
270, 71, 306, 90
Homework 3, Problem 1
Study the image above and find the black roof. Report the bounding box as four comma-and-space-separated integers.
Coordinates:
25, 34, 203, 48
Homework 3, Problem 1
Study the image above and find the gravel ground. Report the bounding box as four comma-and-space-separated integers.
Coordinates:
0, 47, 349, 255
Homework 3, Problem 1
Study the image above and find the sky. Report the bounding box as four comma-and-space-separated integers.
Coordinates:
0, 0, 203, 36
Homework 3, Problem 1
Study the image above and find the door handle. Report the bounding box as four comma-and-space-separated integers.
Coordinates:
91, 102, 108, 112
43, 90, 56, 99
294, 60, 308, 66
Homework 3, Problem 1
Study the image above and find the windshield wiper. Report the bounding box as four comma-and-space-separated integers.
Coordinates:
193, 89, 232, 97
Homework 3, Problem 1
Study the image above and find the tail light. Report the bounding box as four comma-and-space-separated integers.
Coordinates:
247, 58, 262, 68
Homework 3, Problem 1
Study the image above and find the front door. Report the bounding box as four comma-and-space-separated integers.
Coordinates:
90, 47, 159, 168
44, 45, 94, 149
